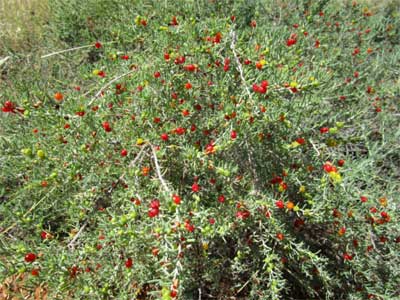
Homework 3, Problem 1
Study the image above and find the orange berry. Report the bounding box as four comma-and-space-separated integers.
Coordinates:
286, 201, 294, 210
142, 166, 150, 176
338, 227, 346, 236
379, 197, 387, 207
54, 92, 64, 101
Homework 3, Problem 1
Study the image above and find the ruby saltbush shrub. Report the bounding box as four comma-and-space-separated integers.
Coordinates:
1, 0, 399, 299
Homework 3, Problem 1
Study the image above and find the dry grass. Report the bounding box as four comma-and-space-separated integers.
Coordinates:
333, 0, 399, 10
0, 273, 48, 300
0, 0, 49, 55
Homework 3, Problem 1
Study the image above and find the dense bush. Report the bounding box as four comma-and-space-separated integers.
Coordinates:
1, 0, 399, 299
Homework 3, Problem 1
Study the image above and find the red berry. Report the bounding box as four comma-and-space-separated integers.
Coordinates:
252, 84, 260, 93
338, 159, 345, 167
175, 127, 186, 135
121, 149, 128, 157
252, 82, 267, 93
31, 269, 39, 276
54, 92, 64, 101
275, 200, 284, 209
170, 16, 178, 26
223, 63, 230, 72
343, 253, 353, 261
25, 253, 37, 263
353, 48, 360, 56
296, 137, 305, 145
323, 162, 337, 173
184, 64, 197, 72
178, 56, 185, 64
154, 71, 161, 78
161, 133, 169, 141
338, 227, 346, 236
102, 121, 112, 132
213, 32, 222, 43
125, 258, 133, 268
230, 130, 237, 139
320, 127, 329, 134
258, 86, 267, 94
148, 200, 160, 218
172, 194, 181, 205
191, 182, 200, 193
152, 247, 159, 256
150, 199, 160, 209
148, 208, 159, 218
286, 38, 297, 46
185, 221, 195, 232
2, 101, 16, 113
261, 80, 268, 88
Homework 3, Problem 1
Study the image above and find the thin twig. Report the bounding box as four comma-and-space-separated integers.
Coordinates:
369, 228, 381, 254
148, 144, 183, 286
67, 221, 88, 250
236, 276, 252, 294
150, 144, 171, 194
230, 26, 252, 101
105, 145, 149, 195
245, 140, 261, 187
87, 70, 136, 106
309, 139, 321, 156
115, 145, 149, 187
41, 41, 118, 59
41, 44, 95, 59
1, 187, 56, 235
0, 56, 10, 66
129, 144, 148, 168
172, 243, 183, 279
